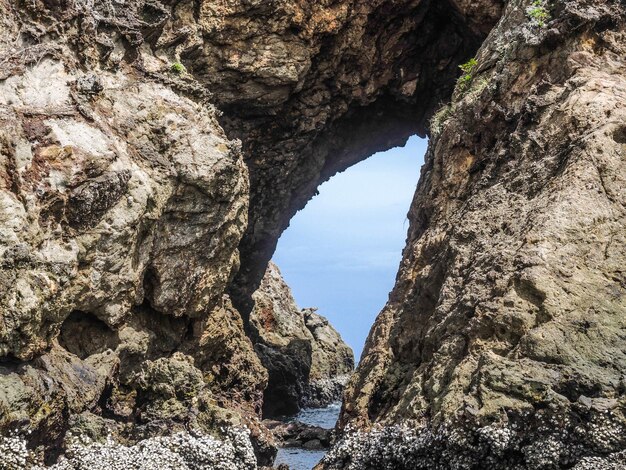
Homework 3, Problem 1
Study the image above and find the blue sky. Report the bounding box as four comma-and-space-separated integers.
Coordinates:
273, 136, 427, 361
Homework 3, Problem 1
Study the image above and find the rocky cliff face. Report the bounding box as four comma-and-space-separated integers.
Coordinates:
251, 262, 353, 417
0, 1, 271, 462
0, 0, 625, 468
219, 0, 504, 315
335, 0, 626, 468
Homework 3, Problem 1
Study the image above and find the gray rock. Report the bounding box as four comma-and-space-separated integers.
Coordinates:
250, 263, 354, 417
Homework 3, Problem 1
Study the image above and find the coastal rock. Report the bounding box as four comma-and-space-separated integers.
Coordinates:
222, 0, 504, 316
250, 262, 354, 417
0, 16, 268, 460
0, 58, 248, 359
0, 0, 625, 468
338, 0, 626, 468
264, 419, 333, 450
0, 428, 257, 470
0, 5, 498, 461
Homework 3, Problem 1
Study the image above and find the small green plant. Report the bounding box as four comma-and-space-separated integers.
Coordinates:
430, 103, 455, 137
457, 57, 478, 90
170, 61, 187, 75
528, 0, 550, 27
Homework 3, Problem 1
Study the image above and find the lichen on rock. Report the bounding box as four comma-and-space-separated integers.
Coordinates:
1, 0, 625, 468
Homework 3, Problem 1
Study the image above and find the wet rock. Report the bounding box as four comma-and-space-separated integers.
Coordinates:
304, 376, 351, 411
0, 344, 116, 460
264, 419, 333, 450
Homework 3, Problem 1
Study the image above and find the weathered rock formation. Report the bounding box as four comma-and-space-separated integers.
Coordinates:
336, 0, 626, 468
251, 262, 354, 417
0, 428, 258, 469
0, 0, 624, 468
223, 0, 504, 316
0, 2, 273, 462
264, 419, 334, 451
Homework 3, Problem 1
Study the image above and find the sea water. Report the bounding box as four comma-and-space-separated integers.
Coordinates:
273, 402, 341, 470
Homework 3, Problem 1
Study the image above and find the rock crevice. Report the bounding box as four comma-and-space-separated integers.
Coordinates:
250, 262, 354, 418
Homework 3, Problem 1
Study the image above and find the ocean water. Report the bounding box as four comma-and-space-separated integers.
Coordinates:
274, 403, 341, 470
285, 402, 341, 429
274, 448, 328, 470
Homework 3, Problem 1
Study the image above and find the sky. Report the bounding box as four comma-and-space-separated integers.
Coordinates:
273, 135, 427, 361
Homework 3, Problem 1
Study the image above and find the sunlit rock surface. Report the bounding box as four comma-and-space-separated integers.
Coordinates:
0, 58, 248, 359
251, 262, 354, 417
0, 0, 624, 468
0, 4, 269, 461
339, 0, 626, 468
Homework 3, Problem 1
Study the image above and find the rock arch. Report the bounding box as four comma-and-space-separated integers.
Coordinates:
1, 0, 625, 467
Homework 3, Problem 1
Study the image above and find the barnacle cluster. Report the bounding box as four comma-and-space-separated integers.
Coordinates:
0, 433, 33, 469
573, 450, 626, 470
322, 411, 626, 470
0, 428, 256, 470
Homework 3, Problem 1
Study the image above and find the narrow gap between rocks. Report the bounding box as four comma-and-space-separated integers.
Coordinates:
268, 135, 427, 470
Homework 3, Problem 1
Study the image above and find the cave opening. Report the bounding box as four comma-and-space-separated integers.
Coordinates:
269, 135, 427, 468
58, 310, 120, 360
273, 135, 427, 362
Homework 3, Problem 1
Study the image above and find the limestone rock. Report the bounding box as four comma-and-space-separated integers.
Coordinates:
251, 262, 354, 417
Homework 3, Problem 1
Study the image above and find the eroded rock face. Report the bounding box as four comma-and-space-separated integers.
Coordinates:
1, 0, 624, 468
0, 4, 270, 460
338, 0, 626, 467
0, 5, 498, 460
251, 262, 354, 417
222, 0, 504, 315
0, 58, 247, 358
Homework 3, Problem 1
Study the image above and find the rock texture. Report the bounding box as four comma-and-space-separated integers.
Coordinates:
219, 0, 505, 315
251, 262, 354, 417
1, 0, 625, 468
338, 0, 626, 468
0, 58, 247, 360
0, 428, 257, 470
0, 2, 271, 463
264, 419, 334, 451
